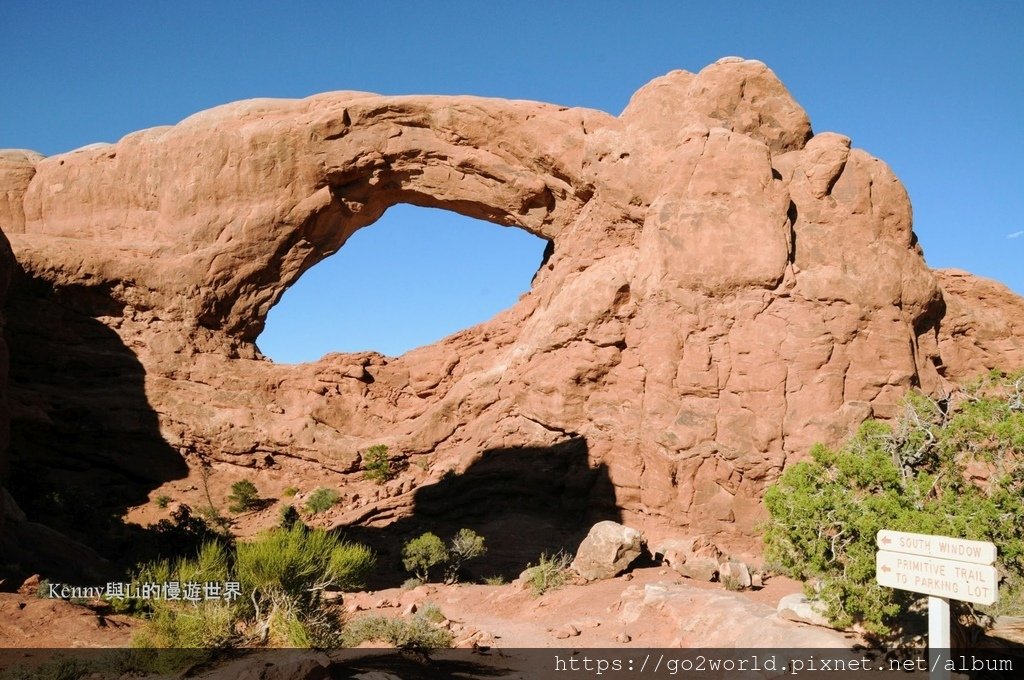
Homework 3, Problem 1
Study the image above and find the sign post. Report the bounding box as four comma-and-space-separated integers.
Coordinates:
928, 596, 950, 680
876, 531, 998, 680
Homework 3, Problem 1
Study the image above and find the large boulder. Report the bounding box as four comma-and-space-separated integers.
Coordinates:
570, 521, 645, 581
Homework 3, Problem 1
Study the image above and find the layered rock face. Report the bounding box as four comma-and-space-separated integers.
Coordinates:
1, 58, 1022, 543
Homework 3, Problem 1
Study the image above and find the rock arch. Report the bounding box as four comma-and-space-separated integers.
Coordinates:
2, 58, 1022, 550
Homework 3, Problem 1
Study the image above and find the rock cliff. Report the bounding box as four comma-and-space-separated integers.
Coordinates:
1, 58, 1022, 548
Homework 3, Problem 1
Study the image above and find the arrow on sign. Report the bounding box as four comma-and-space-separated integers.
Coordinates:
881, 536, 892, 545
881, 565, 891, 573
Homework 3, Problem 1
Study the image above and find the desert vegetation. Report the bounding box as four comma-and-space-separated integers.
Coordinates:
123, 524, 374, 649
764, 369, 1024, 638
226, 480, 261, 513
362, 444, 395, 484
523, 550, 574, 596
341, 603, 453, 649
401, 529, 487, 584
304, 487, 341, 514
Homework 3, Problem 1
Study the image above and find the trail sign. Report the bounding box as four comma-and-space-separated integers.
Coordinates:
876, 530, 1000, 680
876, 550, 999, 605
877, 530, 996, 565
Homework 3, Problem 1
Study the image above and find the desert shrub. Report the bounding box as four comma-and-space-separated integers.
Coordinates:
304, 487, 341, 514
155, 494, 171, 509
282, 486, 299, 497
482, 575, 507, 586
763, 370, 1024, 638
135, 599, 235, 649
417, 602, 446, 624
341, 611, 453, 649
227, 480, 261, 513
35, 579, 51, 600
279, 504, 301, 530
148, 503, 230, 562
401, 577, 424, 590
401, 529, 487, 584
402, 532, 448, 582
235, 524, 374, 599
130, 526, 374, 649
363, 444, 394, 484
443, 528, 487, 584
198, 503, 232, 532
525, 551, 573, 596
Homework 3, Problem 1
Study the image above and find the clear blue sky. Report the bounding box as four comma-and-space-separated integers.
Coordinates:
2, 2, 1021, 362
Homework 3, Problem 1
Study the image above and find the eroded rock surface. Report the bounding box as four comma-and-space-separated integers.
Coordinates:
934, 269, 1024, 383
1, 58, 1023, 553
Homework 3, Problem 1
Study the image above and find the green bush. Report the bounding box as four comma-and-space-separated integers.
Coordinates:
197, 504, 232, 532
341, 611, 453, 649
282, 486, 299, 498
135, 599, 235, 649
236, 524, 374, 599
130, 526, 374, 649
443, 528, 486, 584
401, 529, 487, 584
402, 532, 448, 582
417, 602, 446, 624
363, 444, 394, 484
279, 504, 301, 530
155, 494, 171, 509
304, 487, 341, 514
763, 370, 1024, 638
227, 480, 261, 513
525, 551, 573, 596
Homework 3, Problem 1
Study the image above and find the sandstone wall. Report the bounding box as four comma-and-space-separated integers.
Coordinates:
1, 59, 1022, 541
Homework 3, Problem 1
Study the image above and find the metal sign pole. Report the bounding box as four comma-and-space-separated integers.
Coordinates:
928, 596, 950, 680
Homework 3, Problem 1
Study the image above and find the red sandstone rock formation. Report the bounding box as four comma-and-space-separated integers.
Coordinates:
0, 58, 1021, 547
933, 269, 1024, 382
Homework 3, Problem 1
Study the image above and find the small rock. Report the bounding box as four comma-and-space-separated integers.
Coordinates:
403, 602, 417, 616
552, 623, 580, 639
615, 632, 632, 643
654, 536, 723, 581
18, 574, 41, 596
622, 573, 633, 581
777, 593, 831, 628
718, 561, 752, 590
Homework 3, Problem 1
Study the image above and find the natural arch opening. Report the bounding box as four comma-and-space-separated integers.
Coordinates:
256, 204, 549, 362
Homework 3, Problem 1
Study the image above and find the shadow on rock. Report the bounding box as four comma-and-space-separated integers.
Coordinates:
343, 436, 621, 589
1, 270, 190, 586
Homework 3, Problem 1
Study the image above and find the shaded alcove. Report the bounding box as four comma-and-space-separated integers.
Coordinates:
340, 437, 622, 590
1, 269, 191, 586
256, 204, 550, 362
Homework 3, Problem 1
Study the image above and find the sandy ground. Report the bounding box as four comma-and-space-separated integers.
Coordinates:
0, 564, 827, 649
